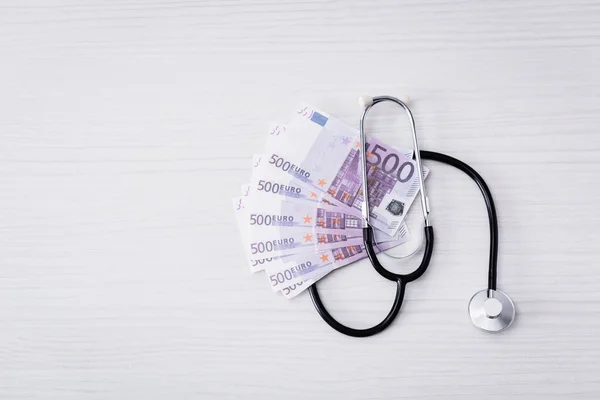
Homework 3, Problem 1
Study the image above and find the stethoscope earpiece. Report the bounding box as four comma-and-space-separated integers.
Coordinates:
359, 94, 411, 109
468, 289, 516, 333
358, 95, 374, 109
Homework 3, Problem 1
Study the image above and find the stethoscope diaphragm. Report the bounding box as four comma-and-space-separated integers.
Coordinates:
468, 289, 516, 333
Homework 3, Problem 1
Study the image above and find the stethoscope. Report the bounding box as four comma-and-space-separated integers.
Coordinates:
308, 95, 516, 337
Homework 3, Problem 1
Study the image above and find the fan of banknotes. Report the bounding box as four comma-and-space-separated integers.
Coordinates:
232, 104, 429, 299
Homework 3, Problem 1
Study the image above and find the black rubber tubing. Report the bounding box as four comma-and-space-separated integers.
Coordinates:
309, 279, 406, 338
308, 150, 499, 337
420, 150, 498, 291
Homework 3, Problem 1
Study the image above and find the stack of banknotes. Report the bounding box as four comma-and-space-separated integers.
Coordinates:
232, 104, 428, 299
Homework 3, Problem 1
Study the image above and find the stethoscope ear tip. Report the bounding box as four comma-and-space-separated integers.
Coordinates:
468, 289, 516, 333
358, 95, 412, 109
358, 95, 374, 109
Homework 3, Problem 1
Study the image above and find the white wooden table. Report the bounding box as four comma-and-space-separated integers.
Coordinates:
1, 1, 600, 399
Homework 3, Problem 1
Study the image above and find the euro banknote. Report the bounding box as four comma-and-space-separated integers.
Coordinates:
265, 240, 402, 291
257, 108, 429, 237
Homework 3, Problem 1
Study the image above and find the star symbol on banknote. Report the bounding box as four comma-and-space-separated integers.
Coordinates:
341, 136, 351, 145
335, 253, 343, 260
310, 191, 318, 198
303, 215, 312, 223
304, 234, 313, 243
320, 253, 329, 262
367, 151, 373, 158
318, 178, 327, 187
355, 141, 360, 148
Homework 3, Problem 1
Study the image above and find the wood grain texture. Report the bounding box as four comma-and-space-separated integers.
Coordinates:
1, 0, 600, 398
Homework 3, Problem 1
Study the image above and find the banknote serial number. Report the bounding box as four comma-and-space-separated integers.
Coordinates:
269, 154, 311, 178
257, 180, 302, 195
365, 142, 415, 183
251, 238, 295, 254
249, 214, 294, 226
269, 261, 312, 286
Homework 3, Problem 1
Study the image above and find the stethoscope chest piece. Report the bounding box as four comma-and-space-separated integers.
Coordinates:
468, 289, 515, 333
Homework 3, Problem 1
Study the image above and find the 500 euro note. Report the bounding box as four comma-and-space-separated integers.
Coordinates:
233, 195, 407, 298
259, 108, 429, 237
247, 224, 364, 261
232, 196, 320, 299
232, 196, 293, 273
244, 198, 370, 254
243, 178, 411, 261
265, 239, 403, 292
